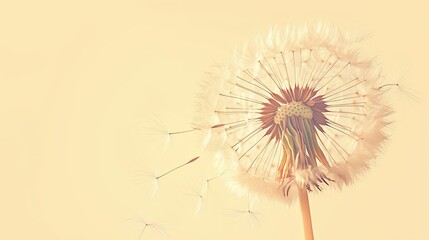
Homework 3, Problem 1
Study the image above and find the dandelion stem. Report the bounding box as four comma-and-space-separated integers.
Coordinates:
298, 188, 314, 240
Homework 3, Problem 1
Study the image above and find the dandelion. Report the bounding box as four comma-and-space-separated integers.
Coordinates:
150, 23, 394, 240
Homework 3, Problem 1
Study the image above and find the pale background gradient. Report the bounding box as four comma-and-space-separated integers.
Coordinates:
0, 0, 428, 239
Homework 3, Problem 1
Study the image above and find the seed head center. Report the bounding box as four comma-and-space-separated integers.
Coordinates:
274, 102, 313, 124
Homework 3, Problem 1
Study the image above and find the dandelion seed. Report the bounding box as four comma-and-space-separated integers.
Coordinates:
227, 197, 262, 228
183, 181, 208, 214
134, 170, 159, 196
137, 157, 200, 196
378, 76, 421, 103
156, 156, 200, 179
151, 23, 395, 240
202, 171, 224, 194
183, 172, 225, 213
129, 217, 168, 240
142, 114, 171, 151
143, 113, 202, 152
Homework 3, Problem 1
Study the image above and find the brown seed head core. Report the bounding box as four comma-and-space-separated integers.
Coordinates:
274, 102, 313, 124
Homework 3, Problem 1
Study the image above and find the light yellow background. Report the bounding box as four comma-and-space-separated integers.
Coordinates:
1, 1, 428, 239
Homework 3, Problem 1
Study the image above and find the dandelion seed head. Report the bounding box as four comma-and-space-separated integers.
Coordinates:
194, 23, 392, 203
